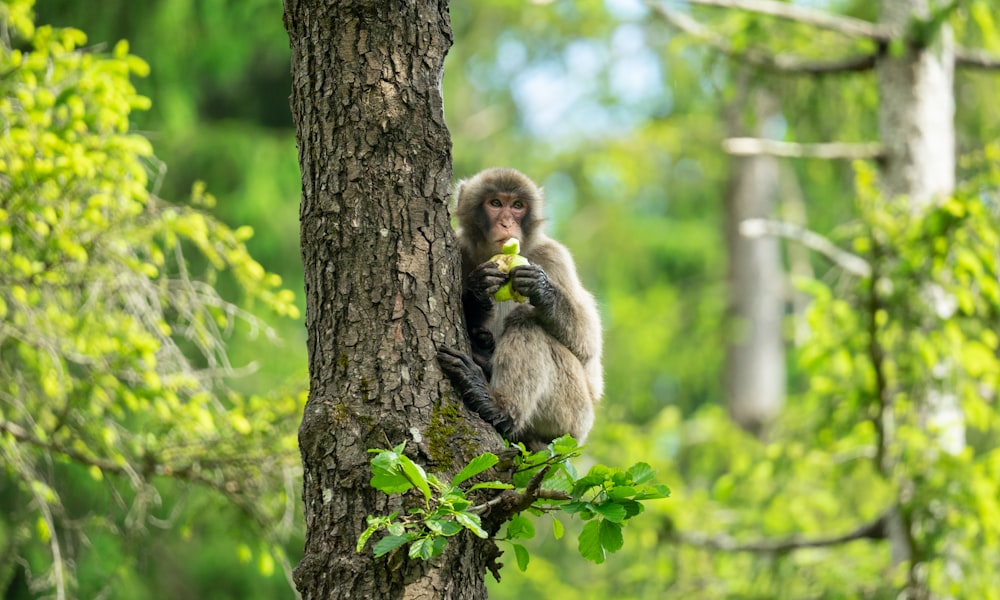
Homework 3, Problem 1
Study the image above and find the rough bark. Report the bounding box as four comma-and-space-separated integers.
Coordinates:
283, 1, 501, 598
723, 88, 786, 436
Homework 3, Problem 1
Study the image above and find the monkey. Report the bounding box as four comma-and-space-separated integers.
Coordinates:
437, 167, 603, 450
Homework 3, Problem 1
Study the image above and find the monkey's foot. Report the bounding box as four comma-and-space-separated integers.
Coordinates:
437, 345, 516, 438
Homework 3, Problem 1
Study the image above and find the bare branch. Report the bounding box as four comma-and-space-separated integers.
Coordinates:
956, 47, 1000, 70
682, 0, 892, 42
673, 511, 889, 553
740, 218, 872, 277
724, 138, 884, 160
647, 1, 878, 74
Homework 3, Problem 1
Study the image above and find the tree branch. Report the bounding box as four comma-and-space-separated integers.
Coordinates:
647, 1, 878, 74
673, 511, 889, 553
956, 47, 1000, 70
682, 0, 892, 42
1, 419, 129, 475
724, 138, 884, 160
0, 418, 248, 495
474, 465, 571, 523
740, 218, 872, 277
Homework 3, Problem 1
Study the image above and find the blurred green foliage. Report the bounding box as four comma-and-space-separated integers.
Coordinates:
3, 0, 1000, 597
0, 0, 303, 597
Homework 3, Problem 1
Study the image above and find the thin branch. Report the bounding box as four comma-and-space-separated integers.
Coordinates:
682, 0, 892, 42
647, 1, 878, 74
867, 237, 892, 476
1, 419, 128, 475
472, 466, 571, 517
673, 511, 888, 553
0, 418, 246, 495
956, 47, 1000, 70
740, 218, 872, 277
724, 138, 884, 160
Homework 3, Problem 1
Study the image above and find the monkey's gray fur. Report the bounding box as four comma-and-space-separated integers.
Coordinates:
438, 167, 603, 449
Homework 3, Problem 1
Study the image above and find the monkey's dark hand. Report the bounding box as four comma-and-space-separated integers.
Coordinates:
509, 264, 556, 310
437, 345, 516, 439
469, 327, 495, 381
466, 261, 507, 305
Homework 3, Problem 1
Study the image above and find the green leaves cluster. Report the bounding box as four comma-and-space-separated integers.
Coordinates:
793, 157, 1000, 595
357, 443, 507, 560
0, 1, 303, 596
358, 436, 669, 574
561, 461, 663, 564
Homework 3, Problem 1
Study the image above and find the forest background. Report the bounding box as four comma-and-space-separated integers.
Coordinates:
2, 0, 999, 598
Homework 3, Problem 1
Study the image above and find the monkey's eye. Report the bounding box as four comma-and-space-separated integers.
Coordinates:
489, 198, 502, 207
512, 200, 525, 210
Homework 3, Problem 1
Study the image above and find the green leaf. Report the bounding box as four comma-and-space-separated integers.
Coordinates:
455, 512, 488, 538
453, 452, 499, 486
370, 452, 412, 494
506, 515, 536, 540
578, 520, 605, 564
600, 520, 624, 553
592, 502, 627, 523
625, 462, 656, 485
561, 501, 591, 515
36, 518, 51, 543
550, 434, 580, 455
409, 537, 434, 560
373, 534, 410, 557
430, 536, 447, 558
425, 518, 463, 536
634, 484, 671, 500
512, 543, 530, 571
370, 470, 413, 494
607, 486, 637, 500
542, 465, 575, 493
427, 473, 447, 492
572, 465, 612, 496
398, 454, 431, 502
258, 551, 275, 577
552, 517, 565, 540
357, 523, 380, 553
619, 499, 644, 519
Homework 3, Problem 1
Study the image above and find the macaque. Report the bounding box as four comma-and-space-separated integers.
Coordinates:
438, 167, 603, 449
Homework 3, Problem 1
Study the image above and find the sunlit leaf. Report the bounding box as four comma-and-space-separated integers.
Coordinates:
453, 452, 499, 486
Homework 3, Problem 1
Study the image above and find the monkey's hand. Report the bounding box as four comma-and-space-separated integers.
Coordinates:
437, 345, 516, 439
466, 261, 508, 306
469, 327, 495, 381
508, 264, 556, 311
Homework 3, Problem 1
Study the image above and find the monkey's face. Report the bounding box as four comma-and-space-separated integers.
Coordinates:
455, 168, 542, 259
483, 193, 527, 250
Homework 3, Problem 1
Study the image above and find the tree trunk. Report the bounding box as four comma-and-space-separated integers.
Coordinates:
876, 0, 958, 590
283, 2, 500, 598
723, 87, 786, 436
878, 0, 955, 207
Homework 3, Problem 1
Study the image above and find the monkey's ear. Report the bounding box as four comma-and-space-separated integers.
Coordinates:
451, 178, 467, 210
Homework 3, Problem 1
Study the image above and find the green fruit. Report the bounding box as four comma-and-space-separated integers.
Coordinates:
490, 238, 529, 302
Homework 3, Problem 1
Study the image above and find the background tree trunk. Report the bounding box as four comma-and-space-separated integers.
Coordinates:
877, 0, 958, 588
723, 85, 786, 435
283, 1, 500, 598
